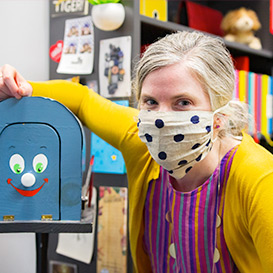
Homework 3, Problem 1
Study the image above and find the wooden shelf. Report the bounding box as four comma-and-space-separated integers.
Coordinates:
224, 40, 273, 59
140, 15, 273, 59
0, 220, 92, 233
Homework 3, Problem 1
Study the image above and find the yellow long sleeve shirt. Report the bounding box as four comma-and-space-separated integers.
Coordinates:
31, 80, 273, 273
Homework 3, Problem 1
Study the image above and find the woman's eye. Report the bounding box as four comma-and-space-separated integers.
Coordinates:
178, 100, 191, 106
146, 99, 157, 105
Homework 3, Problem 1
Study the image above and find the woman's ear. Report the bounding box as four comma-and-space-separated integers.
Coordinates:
212, 116, 223, 139
213, 116, 222, 130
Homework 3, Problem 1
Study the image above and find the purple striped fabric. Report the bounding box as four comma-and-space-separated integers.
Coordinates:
143, 146, 239, 273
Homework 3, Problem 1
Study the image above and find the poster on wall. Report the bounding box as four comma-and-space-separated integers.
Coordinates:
97, 186, 128, 273
57, 16, 94, 75
99, 36, 132, 98
90, 100, 128, 174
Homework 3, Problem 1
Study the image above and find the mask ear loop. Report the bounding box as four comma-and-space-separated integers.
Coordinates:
211, 102, 230, 143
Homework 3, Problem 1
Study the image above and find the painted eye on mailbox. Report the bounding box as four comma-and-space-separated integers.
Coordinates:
9, 154, 25, 174
33, 154, 48, 173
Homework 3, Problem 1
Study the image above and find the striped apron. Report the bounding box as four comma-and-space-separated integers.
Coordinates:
143, 146, 239, 273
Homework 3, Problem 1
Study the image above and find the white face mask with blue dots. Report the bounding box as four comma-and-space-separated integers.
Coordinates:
138, 110, 215, 179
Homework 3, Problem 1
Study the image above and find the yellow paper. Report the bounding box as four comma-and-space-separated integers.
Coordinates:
140, 0, 168, 21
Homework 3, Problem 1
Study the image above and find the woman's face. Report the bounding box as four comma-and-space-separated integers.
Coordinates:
139, 62, 211, 112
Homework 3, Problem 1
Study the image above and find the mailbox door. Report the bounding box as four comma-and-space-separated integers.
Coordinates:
0, 123, 60, 220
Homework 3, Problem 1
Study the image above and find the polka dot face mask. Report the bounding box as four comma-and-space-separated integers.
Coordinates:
138, 110, 214, 179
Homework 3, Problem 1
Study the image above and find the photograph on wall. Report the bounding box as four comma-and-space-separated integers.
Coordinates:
99, 36, 132, 98
57, 16, 94, 75
49, 260, 77, 273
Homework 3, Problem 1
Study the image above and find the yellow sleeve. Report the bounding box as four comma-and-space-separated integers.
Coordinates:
226, 134, 273, 272
248, 172, 273, 272
30, 80, 140, 153
30, 80, 161, 271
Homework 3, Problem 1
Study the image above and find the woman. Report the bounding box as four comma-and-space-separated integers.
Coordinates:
1, 31, 273, 273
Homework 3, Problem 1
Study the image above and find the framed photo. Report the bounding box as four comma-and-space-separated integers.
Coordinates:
49, 260, 77, 273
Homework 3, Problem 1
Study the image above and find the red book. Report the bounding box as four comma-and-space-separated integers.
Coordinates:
269, 0, 273, 34
177, 1, 224, 36
233, 56, 250, 71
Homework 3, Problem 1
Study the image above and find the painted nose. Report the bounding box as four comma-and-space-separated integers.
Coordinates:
21, 173, 36, 188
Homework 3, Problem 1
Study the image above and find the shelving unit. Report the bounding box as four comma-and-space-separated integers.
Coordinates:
139, 15, 273, 75
135, 1, 273, 75
140, 14, 273, 58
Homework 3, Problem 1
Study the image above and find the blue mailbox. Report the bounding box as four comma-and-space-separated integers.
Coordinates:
0, 97, 84, 221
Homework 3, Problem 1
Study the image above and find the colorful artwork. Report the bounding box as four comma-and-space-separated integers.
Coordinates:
97, 186, 128, 273
91, 100, 128, 174
99, 36, 131, 98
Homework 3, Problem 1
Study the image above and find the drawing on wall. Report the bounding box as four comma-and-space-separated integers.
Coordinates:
99, 36, 132, 98
57, 16, 94, 75
97, 186, 128, 273
91, 100, 128, 174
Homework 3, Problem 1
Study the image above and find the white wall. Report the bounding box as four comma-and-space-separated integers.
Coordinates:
0, 1, 49, 272
0, 0, 49, 81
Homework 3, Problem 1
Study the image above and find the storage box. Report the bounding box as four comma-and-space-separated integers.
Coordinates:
140, 0, 168, 21
0, 97, 84, 221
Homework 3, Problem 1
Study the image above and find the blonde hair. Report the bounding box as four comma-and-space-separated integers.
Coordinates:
132, 31, 248, 137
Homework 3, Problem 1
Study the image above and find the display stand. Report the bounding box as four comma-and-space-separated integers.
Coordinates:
0, 219, 92, 273
0, 220, 92, 233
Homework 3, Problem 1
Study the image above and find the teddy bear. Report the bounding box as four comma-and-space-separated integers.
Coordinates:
220, 7, 262, 50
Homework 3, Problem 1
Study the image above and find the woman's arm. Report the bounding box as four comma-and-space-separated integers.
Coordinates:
30, 80, 140, 153
0, 64, 149, 176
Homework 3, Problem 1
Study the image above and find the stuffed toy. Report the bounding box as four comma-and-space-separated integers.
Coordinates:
220, 7, 262, 50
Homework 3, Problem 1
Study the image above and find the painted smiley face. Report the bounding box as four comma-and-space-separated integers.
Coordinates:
7, 153, 49, 197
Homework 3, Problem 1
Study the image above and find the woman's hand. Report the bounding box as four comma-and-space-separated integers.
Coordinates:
0, 64, 33, 101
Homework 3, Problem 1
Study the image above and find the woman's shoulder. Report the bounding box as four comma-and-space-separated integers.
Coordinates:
229, 133, 273, 187
235, 133, 273, 167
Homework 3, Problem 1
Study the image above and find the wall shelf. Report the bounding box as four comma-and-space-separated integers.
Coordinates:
0, 220, 92, 233
140, 15, 273, 60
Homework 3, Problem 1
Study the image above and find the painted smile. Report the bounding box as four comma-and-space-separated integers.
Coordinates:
7, 178, 48, 197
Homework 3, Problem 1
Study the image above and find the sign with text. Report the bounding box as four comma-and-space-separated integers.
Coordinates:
51, 0, 89, 17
